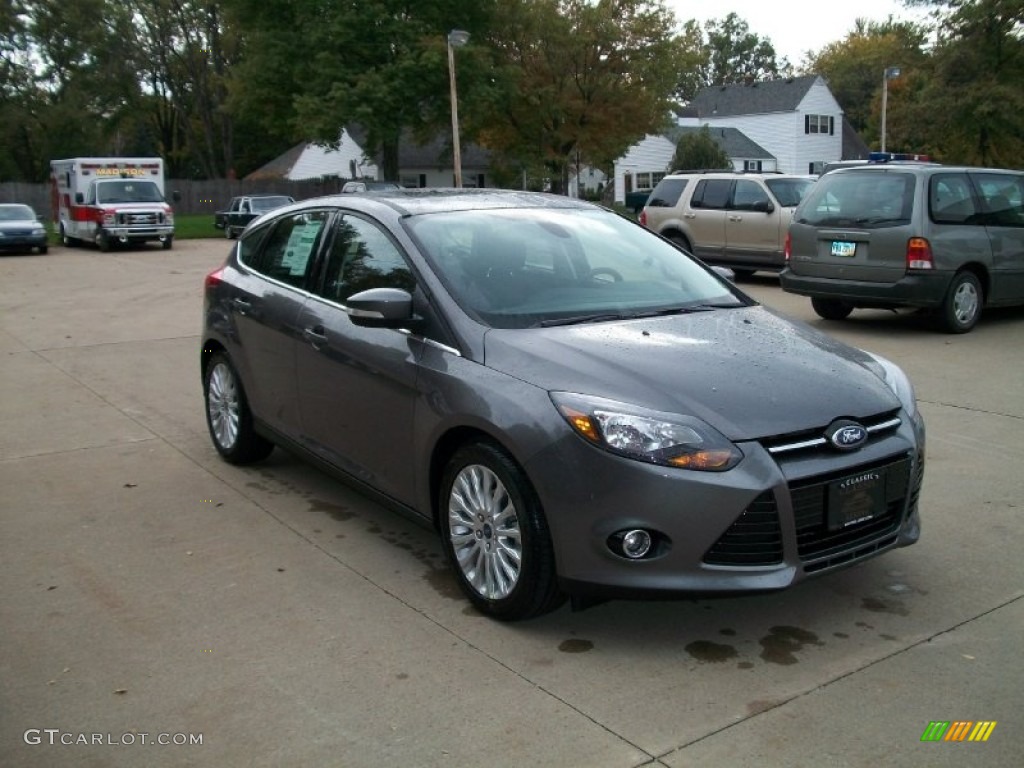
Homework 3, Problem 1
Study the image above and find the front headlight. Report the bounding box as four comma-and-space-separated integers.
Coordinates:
32, 227, 45, 235
864, 352, 917, 418
551, 392, 743, 471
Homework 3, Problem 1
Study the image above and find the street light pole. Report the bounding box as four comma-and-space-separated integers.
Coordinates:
880, 66, 901, 154
447, 29, 470, 188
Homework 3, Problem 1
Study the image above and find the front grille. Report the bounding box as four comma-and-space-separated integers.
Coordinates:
761, 410, 902, 457
792, 454, 912, 572
703, 491, 783, 566
116, 212, 161, 225
703, 452, 919, 572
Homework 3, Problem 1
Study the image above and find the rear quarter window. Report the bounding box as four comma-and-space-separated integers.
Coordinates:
646, 178, 688, 207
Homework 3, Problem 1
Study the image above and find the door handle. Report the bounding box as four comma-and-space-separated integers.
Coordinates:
303, 325, 328, 346
232, 297, 252, 314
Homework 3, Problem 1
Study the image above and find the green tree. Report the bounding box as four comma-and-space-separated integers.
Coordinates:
805, 18, 930, 146
482, 0, 685, 192
669, 126, 731, 171
704, 13, 790, 86
904, 0, 1024, 165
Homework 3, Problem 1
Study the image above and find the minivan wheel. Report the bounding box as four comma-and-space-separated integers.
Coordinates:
204, 352, 274, 464
939, 271, 982, 333
811, 297, 853, 321
440, 442, 563, 621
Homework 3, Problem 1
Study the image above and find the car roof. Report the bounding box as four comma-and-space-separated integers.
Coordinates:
293, 188, 597, 217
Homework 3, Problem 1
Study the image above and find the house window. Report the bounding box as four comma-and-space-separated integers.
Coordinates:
634, 172, 666, 190
805, 115, 835, 135
744, 160, 762, 172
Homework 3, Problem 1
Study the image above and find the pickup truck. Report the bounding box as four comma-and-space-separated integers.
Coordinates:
214, 195, 295, 239
624, 188, 652, 214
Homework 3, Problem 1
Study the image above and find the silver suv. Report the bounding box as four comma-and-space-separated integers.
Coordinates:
781, 164, 1024, 333
640, 171, 814, 276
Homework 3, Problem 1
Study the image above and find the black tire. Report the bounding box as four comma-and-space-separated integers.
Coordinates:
61, 225, 77, 247
668, 234, 692, 254
224, 225, 234, 239
98, 232, 111, 253
439, 441, 564, 620
162, 236, 173, 250
938, 271, 982, 334
203, 352, 274, 464
39, 245, 48, 255
811, 297, 853, 321
732, 269, 755, 281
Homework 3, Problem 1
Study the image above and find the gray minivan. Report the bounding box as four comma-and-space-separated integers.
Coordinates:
781, 165, 1024, 332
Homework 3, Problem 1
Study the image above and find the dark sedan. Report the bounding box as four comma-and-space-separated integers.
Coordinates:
0, 204, 48, 254
201, 190, 925, 620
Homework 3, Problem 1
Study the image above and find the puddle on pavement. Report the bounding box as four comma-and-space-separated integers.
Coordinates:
862, 596, 909, 616
758, 626, 824, 665
558, 639, 594, 653
685, 640, 738, 663
308, 498, 355, 521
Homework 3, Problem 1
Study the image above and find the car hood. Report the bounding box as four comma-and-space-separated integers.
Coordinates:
482, 306, 899, 441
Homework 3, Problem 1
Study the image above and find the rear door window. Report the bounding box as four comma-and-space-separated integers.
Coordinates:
970, 173, 1024, 227
930, 174, 979, 224
730, 180, 771, 210
245, 210, 330, 288
690, 179, 731, 210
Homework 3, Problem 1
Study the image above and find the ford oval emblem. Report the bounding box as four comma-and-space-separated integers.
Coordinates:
826, 420, 868, 451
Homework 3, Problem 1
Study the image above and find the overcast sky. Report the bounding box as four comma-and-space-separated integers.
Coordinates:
665, 0, 931, 65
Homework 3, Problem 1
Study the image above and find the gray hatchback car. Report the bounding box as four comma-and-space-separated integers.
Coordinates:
782, 164, 1024, 332
202, 190, 924, 620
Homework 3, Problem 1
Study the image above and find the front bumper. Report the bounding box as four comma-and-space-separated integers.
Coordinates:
780, 268, 952, 309
0, 232, 47, 250
525, 411, 925, 598
101, 226, 174, 240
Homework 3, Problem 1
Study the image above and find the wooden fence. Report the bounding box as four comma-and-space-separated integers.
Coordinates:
0, 178, 350, 219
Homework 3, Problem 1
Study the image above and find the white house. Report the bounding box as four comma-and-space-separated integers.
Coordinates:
247, 126, 491, 188
612, 75, 855, 205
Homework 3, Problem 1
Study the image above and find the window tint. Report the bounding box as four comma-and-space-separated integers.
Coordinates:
245, 210, 329, 287
765, 177, 814, 207
796, 172, 914, 227
731, 180, 770, 210
971, 172, 1024, 227
691, 179, 731, 210
647, 178, 688, 207
930, 174, 978, 224
322, 215, 416, 303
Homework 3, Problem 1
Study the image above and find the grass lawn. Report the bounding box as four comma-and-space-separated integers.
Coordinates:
46, 213, 220, 244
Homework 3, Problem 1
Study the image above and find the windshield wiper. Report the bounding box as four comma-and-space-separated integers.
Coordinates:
537, 313, 632, 327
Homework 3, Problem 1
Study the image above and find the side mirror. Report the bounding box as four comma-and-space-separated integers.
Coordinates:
750, 200, 774, 213
75, 193, 84, 204
345, 288, 414, 328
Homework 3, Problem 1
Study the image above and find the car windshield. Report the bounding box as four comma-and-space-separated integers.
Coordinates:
0, 205, 35, 221
250, 197, 293, 211
765, 177, 814, 207
794, 171, 914, 227
95, 180, 164, 204
406, 207, 749, 329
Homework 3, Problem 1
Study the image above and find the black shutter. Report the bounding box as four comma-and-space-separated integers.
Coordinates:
805, 115, 810, 134
829, 116, 835, 135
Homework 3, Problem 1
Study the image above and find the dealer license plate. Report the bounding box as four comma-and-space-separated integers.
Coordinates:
831, 241, 857, 257
827, 468, 886, 530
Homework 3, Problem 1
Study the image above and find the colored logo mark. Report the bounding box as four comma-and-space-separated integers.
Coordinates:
921, 721, 997, 742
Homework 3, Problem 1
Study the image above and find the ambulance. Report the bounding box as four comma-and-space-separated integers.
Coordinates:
50, 157, 176, 251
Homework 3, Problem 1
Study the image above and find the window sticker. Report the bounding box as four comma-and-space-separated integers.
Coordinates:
280, 218, 324, 276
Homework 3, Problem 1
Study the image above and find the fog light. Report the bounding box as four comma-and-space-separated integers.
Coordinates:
621, 529, 652, 559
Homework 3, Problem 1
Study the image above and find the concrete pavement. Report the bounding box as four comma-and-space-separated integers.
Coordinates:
1, 241, 1021, 767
